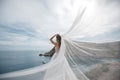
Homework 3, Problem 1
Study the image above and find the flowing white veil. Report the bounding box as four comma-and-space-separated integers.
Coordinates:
0, 0, 120, 80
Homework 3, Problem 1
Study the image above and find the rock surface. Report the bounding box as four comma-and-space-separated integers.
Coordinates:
39, 47, 55, 57
86, 62, 120, 80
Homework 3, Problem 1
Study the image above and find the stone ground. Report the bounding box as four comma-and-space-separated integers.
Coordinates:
86, 62, 120, 80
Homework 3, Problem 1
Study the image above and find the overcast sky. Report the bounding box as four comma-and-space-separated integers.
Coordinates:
0, 0, 120, 51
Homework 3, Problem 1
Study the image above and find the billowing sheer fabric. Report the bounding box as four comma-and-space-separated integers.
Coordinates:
0, 0, 120, 80
0, 39, 119, 80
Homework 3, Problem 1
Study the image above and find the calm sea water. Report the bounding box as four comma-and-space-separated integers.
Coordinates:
0, 51, 51, 74
0, 51, 119, 74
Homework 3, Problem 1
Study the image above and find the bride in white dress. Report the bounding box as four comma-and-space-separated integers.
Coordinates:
0, 0, 120, 80
50, 34, 61, 53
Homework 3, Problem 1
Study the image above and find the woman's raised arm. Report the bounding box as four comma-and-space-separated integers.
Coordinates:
50, 34, 58, 46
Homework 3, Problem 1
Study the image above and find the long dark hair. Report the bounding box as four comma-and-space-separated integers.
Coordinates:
56, 34, 61, 47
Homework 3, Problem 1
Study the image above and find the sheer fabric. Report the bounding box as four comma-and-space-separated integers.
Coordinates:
0, 38, 119, 80
0, 0, 120, 80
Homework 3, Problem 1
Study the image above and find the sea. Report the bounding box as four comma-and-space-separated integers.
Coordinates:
0, 50, 51, 74
0, 50, 119, 75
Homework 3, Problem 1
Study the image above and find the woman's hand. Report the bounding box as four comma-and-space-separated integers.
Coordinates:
54, 34, 59, 36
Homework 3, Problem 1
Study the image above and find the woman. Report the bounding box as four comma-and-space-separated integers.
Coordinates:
50, 34, 61, 53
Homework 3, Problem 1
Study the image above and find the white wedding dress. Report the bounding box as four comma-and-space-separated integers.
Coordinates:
0, 37, 119, 80
0, 0, 120, 80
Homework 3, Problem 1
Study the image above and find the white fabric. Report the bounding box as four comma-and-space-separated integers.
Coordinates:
0, 38, 119, 80
0, 0, 120, 80
64, 0, 120, 41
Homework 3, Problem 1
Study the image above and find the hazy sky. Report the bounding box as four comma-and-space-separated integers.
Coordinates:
0, 0, 120, 51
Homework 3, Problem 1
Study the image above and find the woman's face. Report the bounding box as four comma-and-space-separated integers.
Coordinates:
56, 34, 61, 43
